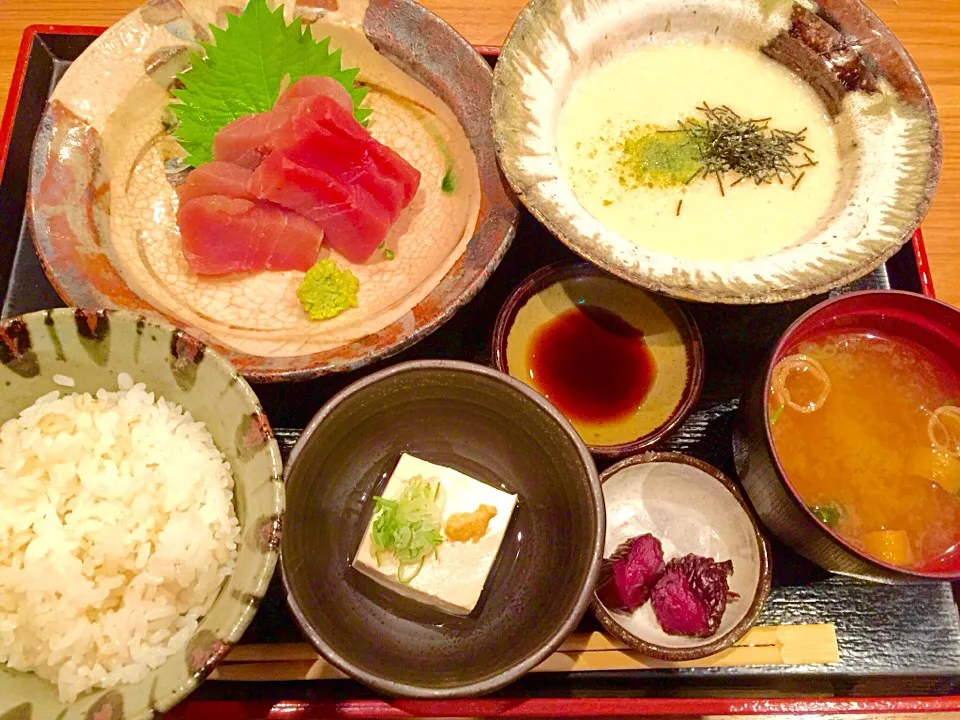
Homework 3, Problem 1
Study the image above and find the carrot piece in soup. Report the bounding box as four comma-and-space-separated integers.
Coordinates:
907, 447, 960, 494
863, 530, 912, 566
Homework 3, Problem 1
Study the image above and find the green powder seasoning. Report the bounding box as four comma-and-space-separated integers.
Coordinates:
610, 105, 814, 198
616, 128, 702, 190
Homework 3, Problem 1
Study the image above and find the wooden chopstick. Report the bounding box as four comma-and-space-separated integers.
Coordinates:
210, 624, 839, 681
213, 660, 347, 681
217, 633, 632, 664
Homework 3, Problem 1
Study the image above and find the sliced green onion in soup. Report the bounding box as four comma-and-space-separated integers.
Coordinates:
770, 405, 785, 426
809, 505, 842, 528
771, 354, 831, 414
928, 406, 960, 457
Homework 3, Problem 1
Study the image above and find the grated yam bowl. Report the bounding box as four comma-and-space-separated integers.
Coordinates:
491, 0, 941, 303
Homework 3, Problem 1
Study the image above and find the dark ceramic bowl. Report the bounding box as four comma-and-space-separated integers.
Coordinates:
735, 290, 960, 582
492, 262, 704, 458
281, 360, 604, 697
591, 452, 771, 661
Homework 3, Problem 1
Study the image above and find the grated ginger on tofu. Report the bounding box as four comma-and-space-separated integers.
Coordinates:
445, 504, 497, 543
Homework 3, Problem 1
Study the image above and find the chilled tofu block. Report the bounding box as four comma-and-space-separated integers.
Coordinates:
352, 453, 518, 615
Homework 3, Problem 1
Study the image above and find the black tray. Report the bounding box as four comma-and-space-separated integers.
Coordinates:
2, 29, 959, 704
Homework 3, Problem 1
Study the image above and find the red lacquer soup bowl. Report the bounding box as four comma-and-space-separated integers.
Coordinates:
734, 290, 960, 582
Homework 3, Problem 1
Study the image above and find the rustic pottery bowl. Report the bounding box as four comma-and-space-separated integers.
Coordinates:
491, 0, 940, 303
591, 452, 771, 661
29, 0, 518, 382
492, 261, 704, 458
0, 308, 283, 719
281, 360, 604, 697
735, 290, 960, 582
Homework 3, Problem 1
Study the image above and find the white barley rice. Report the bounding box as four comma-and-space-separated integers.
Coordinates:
0, 376, 240, 701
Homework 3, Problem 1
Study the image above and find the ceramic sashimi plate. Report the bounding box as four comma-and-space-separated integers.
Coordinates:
29, 0, 518, 381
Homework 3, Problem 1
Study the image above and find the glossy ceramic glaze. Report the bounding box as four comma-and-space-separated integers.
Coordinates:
281, 360, 604, 697
28, 0, 518, 381
0, 308, 283, 720
591, 452, 771, 661
735, 290, 960, 581
492, 262, 703, 457
492, 0, 941, 303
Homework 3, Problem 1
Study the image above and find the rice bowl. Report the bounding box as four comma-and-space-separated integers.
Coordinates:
0, 373, 241, 702
0, 308, 282, 720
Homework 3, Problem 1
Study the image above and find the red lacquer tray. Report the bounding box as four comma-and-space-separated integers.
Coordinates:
1, 23, 956, 719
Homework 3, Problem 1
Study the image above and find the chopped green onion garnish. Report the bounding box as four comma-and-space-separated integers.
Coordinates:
371, 475, 443, 582
398, 558, 425, 584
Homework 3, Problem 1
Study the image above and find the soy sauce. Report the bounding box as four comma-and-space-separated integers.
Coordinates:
527, 305, 656, 423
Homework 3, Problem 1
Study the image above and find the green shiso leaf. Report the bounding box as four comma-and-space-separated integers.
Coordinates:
371, 476, 443, 583
170, 0, 370, 167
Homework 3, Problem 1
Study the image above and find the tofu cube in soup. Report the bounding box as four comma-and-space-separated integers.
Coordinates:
352, 453, 518, 615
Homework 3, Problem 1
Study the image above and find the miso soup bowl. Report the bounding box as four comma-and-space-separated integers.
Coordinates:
734, 290, 960, 582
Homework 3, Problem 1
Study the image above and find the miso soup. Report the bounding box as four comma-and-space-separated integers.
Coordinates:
768, 331, 960, 569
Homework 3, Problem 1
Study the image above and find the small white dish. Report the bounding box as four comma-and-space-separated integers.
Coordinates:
592, 452, 771, 661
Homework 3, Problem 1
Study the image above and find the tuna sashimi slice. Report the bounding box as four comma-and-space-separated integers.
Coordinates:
212, 76, 352, 169
277, 76, 353, 111
178, 195, 324, 275
294, 95, 421, 206
211, 104, 297, 169
210, 83, 420, 211
176, 161, 255, 205
280, 118, 406, 220
249, 151, 390, 264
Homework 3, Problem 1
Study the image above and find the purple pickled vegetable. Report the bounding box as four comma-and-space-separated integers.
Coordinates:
651, 554, 738, 637
595, 533, 665, 611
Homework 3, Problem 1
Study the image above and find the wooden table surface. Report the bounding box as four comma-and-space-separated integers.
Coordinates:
1, 0, 958, 303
